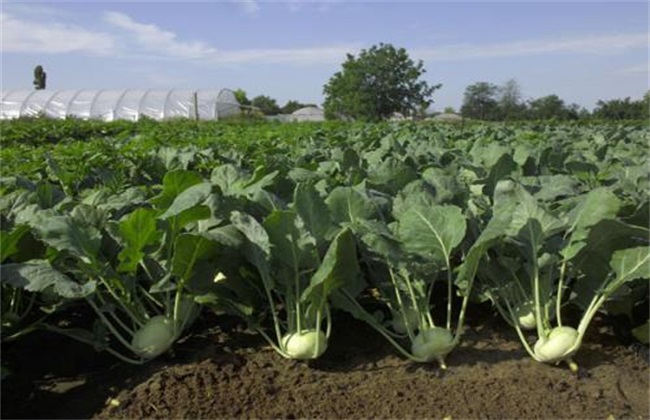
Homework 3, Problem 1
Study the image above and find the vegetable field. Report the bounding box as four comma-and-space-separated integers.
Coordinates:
1, 118, 648, 419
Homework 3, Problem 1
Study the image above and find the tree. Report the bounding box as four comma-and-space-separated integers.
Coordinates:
498, 79, 526, 120
323, 43, 440, 121
33, 65, 46, 90
592, 95, 648, 120
527, 94, 578, 120
234, 89, 251, 107
443, 106, 456, 114
460, 82, 500, 120
251, 95, 281, 115
281, 100, 306, 114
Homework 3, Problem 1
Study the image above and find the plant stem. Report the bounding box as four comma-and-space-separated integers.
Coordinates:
388, 268, 416, 342
556, 260, 568, 327
86, 297, 137, 353
446, 260, 453, 330
340, 290, 426, 363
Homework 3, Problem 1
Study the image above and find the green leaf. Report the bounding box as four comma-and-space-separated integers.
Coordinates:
483, 153, 518, 198
168, 205, 211, 233
33, 215, 101, 264
160, 182, 212, 219
0, 260, 96, 298
293, 183, 334, 243
0, 225, 31, 263
302, 228, 360, 309
171, 233, 221, 283
231, 211, 273, 288
609, 247, 650, 287
367, 157, 418, 194
210, 164, 250, 195
506, 185, 563, 238
396, 204, 466, 262
572, 221, 649, 309
151, 170, 203, 210
263, 210, 317, 274
117, 208, 162, 273
562, 188, 621, 260
326, 186, 376, 225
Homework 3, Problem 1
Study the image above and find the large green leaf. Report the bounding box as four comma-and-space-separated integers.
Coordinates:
325, 186, 376, 225
117, 208, 162, 273
572, 220, 649, 309
562, 188, 621, 260
396, 204, 466, 262
0, 260, 96, 298
210, 164, 248, 196
150, 170, 203, 210
0, 225, 31, 263
302, 228, 360, 309
263, 210, 317, 275
502, 183, 563, 237
367, 157, 418, 195
160, 182, 212, 219
609, 246, 650, 287
171, 233, 220, 283
33, 215, 101, 264
293, 183, 334, 243
231, 211, 273, 288
168, 205, 212, 234
483, 153, 518, 198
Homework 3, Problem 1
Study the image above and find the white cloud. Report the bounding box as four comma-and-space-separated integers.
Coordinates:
0, 12, 115, 55
104, 11, 355, 65
104, 11, 217, 60
210, 45, 358, 64
415, 33, 649, 61
237, 0, 260, 15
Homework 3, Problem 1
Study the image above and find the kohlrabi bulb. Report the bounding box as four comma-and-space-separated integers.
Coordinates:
411, 327, 456, 367
533, 326, 579, 364
131, 315, 177, 359
281, 330, 328, 360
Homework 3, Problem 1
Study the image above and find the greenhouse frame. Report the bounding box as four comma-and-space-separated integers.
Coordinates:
0, 89, 241, 121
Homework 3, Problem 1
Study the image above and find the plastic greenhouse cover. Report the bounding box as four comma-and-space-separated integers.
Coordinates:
0, 89, 240, 121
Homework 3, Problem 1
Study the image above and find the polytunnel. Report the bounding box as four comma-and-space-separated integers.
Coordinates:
0, 89, 241, 121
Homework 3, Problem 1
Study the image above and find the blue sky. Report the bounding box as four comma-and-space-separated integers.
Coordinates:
1, 1, 648, 111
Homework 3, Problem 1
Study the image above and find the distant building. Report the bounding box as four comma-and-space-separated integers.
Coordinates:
431, 113, 464, 123
0, 89, 240, 121
290, 106, 325, 122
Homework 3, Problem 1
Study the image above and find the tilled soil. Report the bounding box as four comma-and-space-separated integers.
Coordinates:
2, 311, 648, 419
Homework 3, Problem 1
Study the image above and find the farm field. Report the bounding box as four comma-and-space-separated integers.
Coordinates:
1, 118, 648, 419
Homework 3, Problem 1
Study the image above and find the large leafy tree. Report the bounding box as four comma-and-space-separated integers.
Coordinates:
527, 94, 580, 120
460, 82, 500, 120
592, 93, 649, 120
251, 95, 281, 115
498, 79, 527, 120
323, 43, 440, 121
234, 89, 251, 107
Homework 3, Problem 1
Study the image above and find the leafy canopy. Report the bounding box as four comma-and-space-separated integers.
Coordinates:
323, 43, 440, 121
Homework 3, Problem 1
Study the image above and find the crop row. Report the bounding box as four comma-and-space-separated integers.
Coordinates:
1, 121, 648, 375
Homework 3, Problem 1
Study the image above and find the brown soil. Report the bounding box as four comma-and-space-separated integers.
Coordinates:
2, 310, 648, 420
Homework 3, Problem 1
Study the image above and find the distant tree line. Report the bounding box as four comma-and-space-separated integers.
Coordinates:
459, 79, 649, 121
231, 41, 648, 122
234, 89, 316, 116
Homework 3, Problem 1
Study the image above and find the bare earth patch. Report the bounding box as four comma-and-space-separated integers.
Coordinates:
3, 312, 648, 419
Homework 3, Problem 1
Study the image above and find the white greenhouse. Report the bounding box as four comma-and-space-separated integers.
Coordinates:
290, 106, 325, 122
0, 89, 241, 121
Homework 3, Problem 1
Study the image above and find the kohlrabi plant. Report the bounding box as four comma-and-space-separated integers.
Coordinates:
0, 170, 221, 363
479, 182, 650, 371
219, 208, 359, 360
327, 185, 490, 369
